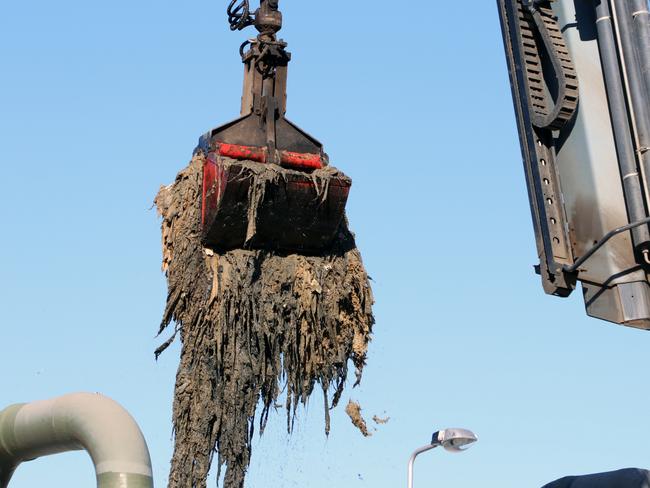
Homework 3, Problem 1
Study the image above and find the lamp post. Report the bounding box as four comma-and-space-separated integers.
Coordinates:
407, 428, 478, 488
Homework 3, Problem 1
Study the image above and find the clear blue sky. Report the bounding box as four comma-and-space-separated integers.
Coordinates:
2, 1, 650, 487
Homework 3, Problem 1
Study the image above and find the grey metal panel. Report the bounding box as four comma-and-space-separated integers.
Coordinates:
554, 1, 638, 282
552, 1, 649, 327
582, 280, 650, 329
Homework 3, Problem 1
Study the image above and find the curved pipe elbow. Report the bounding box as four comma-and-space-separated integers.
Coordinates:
0, 393, 153, 488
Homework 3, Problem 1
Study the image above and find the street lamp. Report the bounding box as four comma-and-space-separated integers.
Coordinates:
407, 428, 478, 488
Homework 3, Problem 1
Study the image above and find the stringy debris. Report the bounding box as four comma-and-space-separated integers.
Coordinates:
372, 415, 390, 425
155, 154, 374, 488
345, 400, 371, 437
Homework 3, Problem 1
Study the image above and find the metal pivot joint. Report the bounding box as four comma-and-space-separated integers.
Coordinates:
200, 0, 326, 168
214, 0, 310, 167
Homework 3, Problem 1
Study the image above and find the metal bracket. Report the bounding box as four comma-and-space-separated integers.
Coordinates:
563, 217, 650, 274
498, 0, 576, 296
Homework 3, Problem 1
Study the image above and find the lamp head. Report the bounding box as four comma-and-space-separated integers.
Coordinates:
432, 428, 478, 453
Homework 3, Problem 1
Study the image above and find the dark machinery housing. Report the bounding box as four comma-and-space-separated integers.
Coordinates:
499, 0, 650, 329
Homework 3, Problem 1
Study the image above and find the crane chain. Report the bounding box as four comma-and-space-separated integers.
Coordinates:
517, 0, 579, 130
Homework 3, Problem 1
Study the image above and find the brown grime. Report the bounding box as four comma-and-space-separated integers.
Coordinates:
155, 154, 375, 488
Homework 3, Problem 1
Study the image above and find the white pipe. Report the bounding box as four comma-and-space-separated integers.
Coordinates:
407, 443, 439, 488
0, 393, 153, 488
